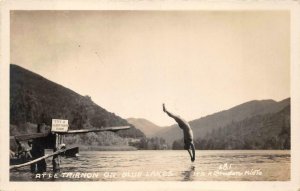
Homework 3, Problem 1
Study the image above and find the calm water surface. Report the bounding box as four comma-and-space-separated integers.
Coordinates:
10, 150, 290, 181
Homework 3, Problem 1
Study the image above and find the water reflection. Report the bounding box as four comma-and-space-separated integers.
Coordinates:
183, 165, 195, 181
10, 150, 290, 181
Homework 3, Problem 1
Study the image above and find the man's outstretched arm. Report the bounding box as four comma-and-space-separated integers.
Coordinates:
187, 143, 196, 162
191, 143, 195, 162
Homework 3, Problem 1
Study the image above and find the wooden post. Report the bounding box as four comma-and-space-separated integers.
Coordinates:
52, 133, 61, 173
30, 123, 47, 173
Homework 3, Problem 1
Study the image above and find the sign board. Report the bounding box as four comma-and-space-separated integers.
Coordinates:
51, 119, 69, 132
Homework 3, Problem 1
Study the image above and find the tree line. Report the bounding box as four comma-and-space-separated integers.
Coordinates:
173, 107, 290, 150
131, 137, 170, 150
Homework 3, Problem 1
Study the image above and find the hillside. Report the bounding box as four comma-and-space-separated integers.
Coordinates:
127, 118, 162, 137
10, 64, 145, 139
173, 105, 290, 150
156, 98, 290, 144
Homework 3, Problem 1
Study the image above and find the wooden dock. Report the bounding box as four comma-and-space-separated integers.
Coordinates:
10, 124, 131, 173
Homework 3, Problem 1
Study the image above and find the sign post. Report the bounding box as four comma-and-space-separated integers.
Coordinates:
51, 119, 69, 132
51, 119, 68, 172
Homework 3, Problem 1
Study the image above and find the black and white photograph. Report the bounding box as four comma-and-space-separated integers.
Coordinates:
1, 1, 300, 191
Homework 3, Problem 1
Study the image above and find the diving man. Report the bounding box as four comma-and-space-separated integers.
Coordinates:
163, 104, 195, 162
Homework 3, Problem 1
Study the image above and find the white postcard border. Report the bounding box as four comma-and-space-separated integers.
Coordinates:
1, 1, 300, 191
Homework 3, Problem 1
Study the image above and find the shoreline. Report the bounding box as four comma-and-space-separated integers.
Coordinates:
73, 145, 138, 151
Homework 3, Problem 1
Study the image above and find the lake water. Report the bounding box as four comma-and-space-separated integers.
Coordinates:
10, 150, 290, 181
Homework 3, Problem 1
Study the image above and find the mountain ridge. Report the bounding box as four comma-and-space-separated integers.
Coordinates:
172, 105, 290, 150
156, 98, 290, 144
10, 64, 145, 138
127, 118, 162, 137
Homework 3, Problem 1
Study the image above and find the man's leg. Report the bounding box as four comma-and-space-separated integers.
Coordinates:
163, 104, 182, 121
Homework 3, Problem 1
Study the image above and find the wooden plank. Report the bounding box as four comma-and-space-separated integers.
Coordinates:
11, 126, 130, 139
10, 146, 78, 170
63, 126, 130, 134
12, 132, 49, 141
10, 148, 67, 170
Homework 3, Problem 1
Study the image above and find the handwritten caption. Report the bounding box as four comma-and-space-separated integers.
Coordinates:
34, 163, 262, 180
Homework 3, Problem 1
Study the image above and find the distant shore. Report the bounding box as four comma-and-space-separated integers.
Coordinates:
73, 145, 138, 151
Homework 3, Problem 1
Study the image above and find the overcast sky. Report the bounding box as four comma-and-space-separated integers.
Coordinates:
11, 11, 290, 126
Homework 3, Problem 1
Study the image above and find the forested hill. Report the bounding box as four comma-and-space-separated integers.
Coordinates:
156, 98, 290, 144
10, 64, 145, 138
173, 105, 290, 150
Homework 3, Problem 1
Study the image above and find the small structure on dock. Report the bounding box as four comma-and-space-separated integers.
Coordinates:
10, 119, 130, 173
